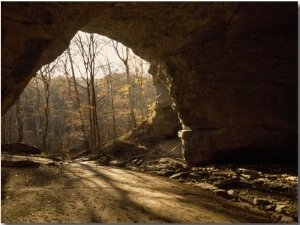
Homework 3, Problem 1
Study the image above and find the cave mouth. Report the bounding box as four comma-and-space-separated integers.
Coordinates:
1, 2, 297, 166
213, 146, 298, 167
1, 31, 159, 157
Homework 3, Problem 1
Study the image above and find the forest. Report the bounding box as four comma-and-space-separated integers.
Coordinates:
1, 32, 156, 157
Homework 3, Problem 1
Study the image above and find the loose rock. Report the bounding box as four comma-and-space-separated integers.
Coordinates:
280, 216, 295, 223
109, 160, 126, 167
275, 205, 287, 213
170, 172, 188, 179
194, 182, 217, 192
214, 178, 240, 189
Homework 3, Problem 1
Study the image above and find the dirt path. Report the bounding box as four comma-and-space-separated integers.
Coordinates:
2, 160, 270, 223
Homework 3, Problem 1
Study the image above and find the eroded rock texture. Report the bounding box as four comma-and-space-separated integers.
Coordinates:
2, 2, 297, 165
149, 62, 181, 139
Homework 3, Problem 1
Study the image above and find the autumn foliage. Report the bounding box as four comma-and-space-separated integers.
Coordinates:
2, 32, 155, 157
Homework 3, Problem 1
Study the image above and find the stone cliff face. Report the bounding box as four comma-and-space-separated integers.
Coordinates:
2, 2, 297, 165
149, 62, 181, 139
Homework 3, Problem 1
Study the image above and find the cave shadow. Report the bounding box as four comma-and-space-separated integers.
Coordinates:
1, 168, 10, 200
212, 145, 298, 173
61, 162, 270, 223
1, 164, 59, 200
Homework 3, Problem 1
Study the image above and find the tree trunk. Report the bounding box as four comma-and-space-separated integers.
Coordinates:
67, 47, 91, 152
41, 71, 50, 152
107, 62, 117, 145
132, 57, 145, 123
125, 55, 137, 129
112, 42, 137, 130
8, 114, 12, 143
89, 35, 101, 155
33, 77, 42, 144
86, 76, 95, 154
15, 97, 24, 143
74, 33, 102, 155
2, 115, 6, 143
91, 75, 101, 155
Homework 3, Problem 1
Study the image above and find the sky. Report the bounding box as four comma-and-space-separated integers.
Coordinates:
52, 31, 150, 79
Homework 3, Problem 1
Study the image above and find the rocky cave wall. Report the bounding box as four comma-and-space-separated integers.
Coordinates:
1, 2, 298, 165
149, 61, 181, 139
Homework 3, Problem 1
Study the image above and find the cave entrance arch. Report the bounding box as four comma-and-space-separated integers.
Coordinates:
2, 2, 297, 165
2, 29, 181, 157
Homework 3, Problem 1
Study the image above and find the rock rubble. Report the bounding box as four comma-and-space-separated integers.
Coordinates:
96, 155, 298, 223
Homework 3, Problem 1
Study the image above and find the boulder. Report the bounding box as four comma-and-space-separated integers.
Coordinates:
97, 156, 111, 166
280, 216, 295, 223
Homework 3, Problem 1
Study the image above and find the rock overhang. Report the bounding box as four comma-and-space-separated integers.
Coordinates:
1, 2, 298, 165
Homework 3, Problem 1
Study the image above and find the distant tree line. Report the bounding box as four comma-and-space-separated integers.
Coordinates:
1, 32, 155, 156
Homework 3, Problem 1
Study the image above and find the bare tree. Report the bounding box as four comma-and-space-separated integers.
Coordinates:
8, 110, 13, 142
112, 41, 137, 129
32, 77, 42, 145
15, 96, 24, 143
2, 33, 155, 155
66, 47, 91, 152
38, 68, 50, 152
74, 32, 101, 155
1, 115, 6, 143
131, 55, 146, 123
37, 59, 59, 152
99, 55, 117, 145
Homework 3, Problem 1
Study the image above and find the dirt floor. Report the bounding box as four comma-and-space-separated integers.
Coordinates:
1, 138, 298, 223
